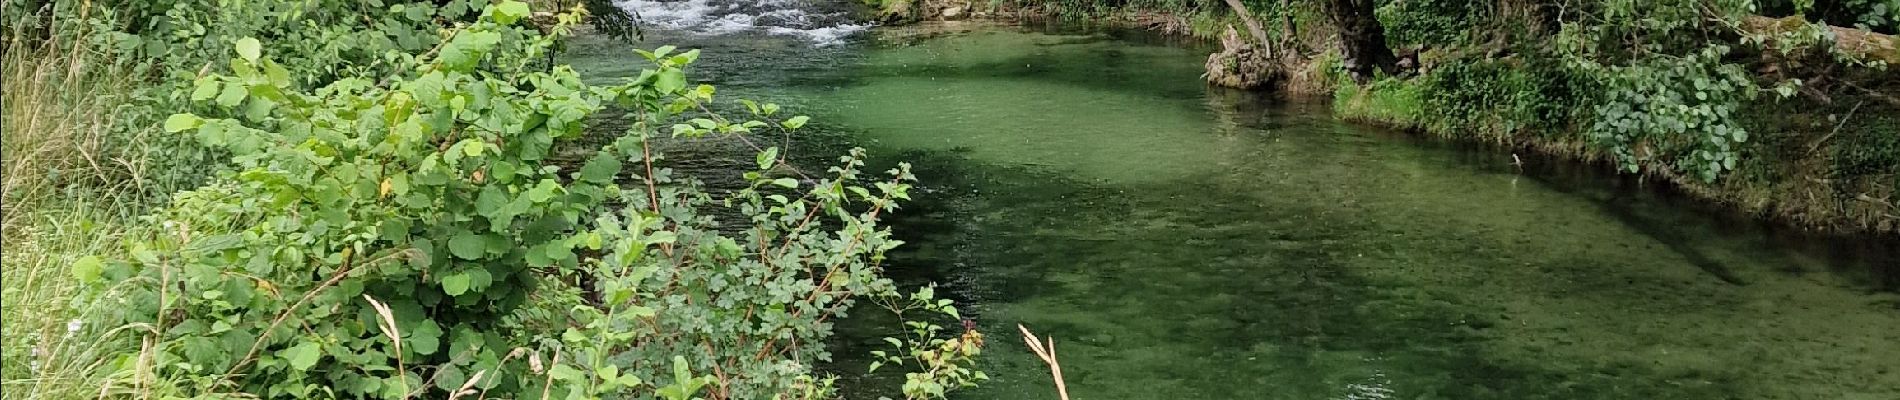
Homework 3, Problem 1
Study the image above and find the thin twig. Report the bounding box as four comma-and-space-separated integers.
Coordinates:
1018, 324, 1069, 400
539, 353, 561, 400
224, 250, 356, 377
1808, 100, 1863, 155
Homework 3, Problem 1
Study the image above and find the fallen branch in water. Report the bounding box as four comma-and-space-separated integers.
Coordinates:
1019, 324, 1070, 400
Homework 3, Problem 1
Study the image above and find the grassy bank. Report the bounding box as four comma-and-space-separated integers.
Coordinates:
1, 23, 151, 399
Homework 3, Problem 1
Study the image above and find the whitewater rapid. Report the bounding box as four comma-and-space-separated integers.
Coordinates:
616, 0, 871, 45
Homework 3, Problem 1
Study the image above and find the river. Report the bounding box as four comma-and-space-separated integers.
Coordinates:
564, 4, 1900, 398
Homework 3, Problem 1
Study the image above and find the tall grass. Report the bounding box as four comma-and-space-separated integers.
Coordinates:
2, 11, 147, 223
1332, 76, 1427, 130
2, 11, 153, 400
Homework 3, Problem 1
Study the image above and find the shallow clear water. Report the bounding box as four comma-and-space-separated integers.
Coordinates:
567, 20, 1900, 400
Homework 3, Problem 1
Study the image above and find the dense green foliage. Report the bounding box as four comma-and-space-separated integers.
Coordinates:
1353, 0, 1892, 184
1420, 57, 1590, 140
5, 0, 459, 199
7, 1, 983, 399
1007, 0, 1895, 188
1555, 0, 1766, 180
1339, 0, 1897, 230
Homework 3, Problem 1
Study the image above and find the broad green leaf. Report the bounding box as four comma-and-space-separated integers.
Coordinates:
264, 60, 291, 87
527, 179, 561, 202
782, 115, 810, 130
216, 82, 247, 107
71, 256, 102, 283
433, 364, 466, 391
756, 147, 778, 170
475, 186, 508, 216
655, 69, 686, 94
673, 356, 691, 382
442, 272, 472, 296
448, 232, 486, 260
408, 320, 443, 356
235, 37, 261, 62
190, 79, 220, 101
283, 341, 322, 371
495, 1, 531, 25
549, 364, 583, 381
669, 49, 701, 66
579, 151, 622, 183
389, 173, 410, 196
163, 114, 202, 132
462, 140, 483, 157
644, 231, 678, 245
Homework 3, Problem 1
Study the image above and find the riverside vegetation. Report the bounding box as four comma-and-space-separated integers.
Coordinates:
898, 0, 1900, 233
7, 0, 1899, 398
2, 1, 982, 399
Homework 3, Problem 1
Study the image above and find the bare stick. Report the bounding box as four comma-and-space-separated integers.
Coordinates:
1222, 0, 1275, 57
224, 250, 356, 377
1018, 324, 1070, 400
1808, 100, 1863, 155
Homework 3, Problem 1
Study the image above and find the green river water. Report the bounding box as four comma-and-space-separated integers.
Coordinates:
566, 21, 1900, 400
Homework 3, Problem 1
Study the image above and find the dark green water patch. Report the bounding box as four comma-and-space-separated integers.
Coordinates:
564, 21, 1900, 400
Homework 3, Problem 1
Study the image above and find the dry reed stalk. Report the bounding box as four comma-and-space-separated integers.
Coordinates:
1, 6, 140, 229
1017, 324, 1069, 400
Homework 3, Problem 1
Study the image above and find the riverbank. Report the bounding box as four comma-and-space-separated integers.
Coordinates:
1331, 53, 1900, 235
881, 1, 1900, 235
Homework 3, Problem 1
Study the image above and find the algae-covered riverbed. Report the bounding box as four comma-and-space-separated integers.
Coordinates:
564, 18, 1900, 400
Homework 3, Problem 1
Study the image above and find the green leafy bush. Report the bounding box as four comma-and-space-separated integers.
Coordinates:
1557, 0, 1765, 181
1374, 0, 1484, 47
1418, 57, 1591, 141
5, 0, 490, 202
78, 3, 980, 398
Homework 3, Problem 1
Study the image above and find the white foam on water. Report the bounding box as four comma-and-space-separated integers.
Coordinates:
616, 0, 870, 45
1339, 370, 1396, 400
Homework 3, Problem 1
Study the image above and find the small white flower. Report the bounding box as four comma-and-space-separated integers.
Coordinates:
66, 319, 82, 334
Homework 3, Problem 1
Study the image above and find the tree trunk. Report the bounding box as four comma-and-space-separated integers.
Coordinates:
1324, 0, 1398, 84
1221, 0, 1275, 57
1279, 0, 1298, 42
1741, 15, 1899, 65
